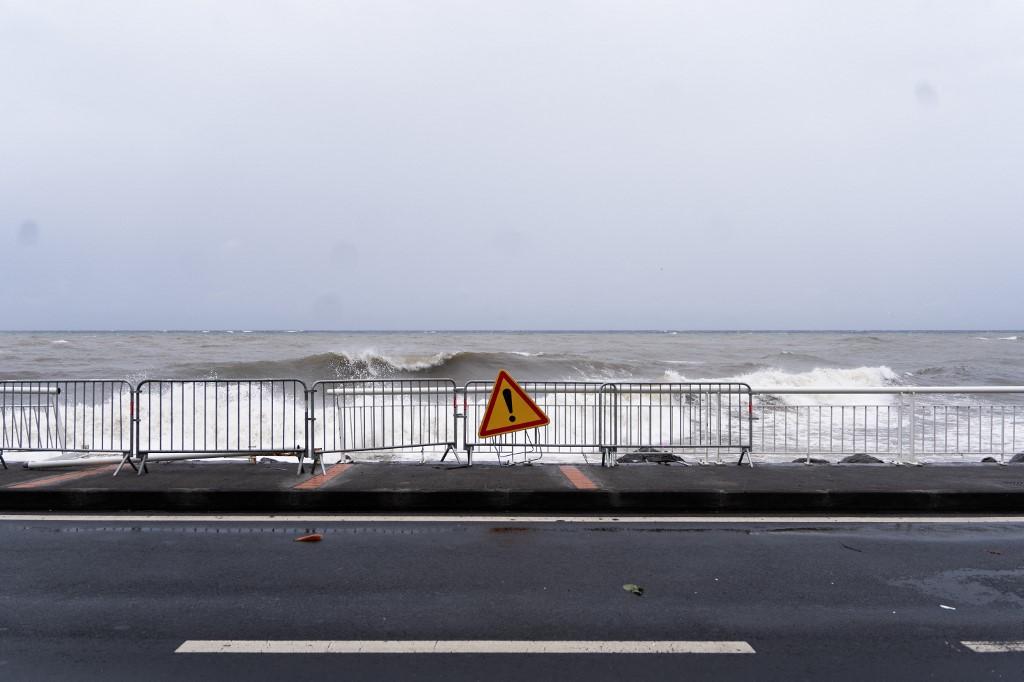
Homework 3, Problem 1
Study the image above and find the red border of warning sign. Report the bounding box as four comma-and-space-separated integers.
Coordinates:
478, 369, 551, 438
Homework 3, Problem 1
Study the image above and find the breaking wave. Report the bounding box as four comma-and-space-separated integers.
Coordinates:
167, 349, 640, 383
664, 365, 901, 405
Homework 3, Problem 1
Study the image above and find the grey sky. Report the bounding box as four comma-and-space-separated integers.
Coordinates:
2, 1, 1022, 330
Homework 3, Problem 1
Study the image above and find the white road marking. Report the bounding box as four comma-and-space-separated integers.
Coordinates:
2, 514, 1024, 524
962, 641, 1024, 653
175, 640, 755, 654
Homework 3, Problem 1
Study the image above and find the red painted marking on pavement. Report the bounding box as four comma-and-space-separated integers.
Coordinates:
293, 464, 352, 490
7, 465, 117, 490
559, 465, 600, 490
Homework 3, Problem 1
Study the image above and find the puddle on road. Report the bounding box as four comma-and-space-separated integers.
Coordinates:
890, 568, 1024, 608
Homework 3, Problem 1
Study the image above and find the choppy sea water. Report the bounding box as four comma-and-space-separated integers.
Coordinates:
2, 330, 1023, 388
2, 331, 1022, 464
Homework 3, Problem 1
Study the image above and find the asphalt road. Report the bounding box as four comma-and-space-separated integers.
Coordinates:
2, 515, 1024, 680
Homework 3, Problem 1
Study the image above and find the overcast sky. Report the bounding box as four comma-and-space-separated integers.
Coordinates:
2, 1, 1022, 330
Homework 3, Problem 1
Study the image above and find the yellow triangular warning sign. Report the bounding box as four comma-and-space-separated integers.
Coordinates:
478, 370, 550, 438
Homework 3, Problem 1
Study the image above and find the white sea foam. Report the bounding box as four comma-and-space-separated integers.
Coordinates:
664, 366, 900, 405
998, 336, 1019, 341
51, 339, 69, 344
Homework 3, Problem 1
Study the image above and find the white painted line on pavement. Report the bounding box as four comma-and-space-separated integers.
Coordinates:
175, 640, 756, 654
3, 514, 1024, 524
962, 641, 1024, 653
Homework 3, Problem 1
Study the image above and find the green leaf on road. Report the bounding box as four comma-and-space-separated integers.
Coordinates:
623, 583, 644, 596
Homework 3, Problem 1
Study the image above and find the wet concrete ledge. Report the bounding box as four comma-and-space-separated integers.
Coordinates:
2, 460, 1024, 513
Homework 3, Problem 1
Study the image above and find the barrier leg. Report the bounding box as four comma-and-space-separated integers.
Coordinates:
303, 389, 315, 476
136, 453, 149, 476
0, 449, 6, 470
112, 452, 138, 476
737, 447, 753, 467
440, 444, 462, 466
298, 449, 325, 476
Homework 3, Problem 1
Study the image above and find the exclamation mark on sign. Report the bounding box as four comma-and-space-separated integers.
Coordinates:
502, 388, 516, 422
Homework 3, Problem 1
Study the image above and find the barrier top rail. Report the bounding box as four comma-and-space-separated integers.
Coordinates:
0, 385, 62, 395
752, 386, 1024, 395
4, 380, 1023, 394
319, 379, 458, 397
462, 383, 756, 395
135, 378, 309, 388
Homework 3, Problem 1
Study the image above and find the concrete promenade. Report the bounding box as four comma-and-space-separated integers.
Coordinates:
3, 459, 1024, 512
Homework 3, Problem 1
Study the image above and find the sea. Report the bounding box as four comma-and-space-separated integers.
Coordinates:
2, 330, 1022, 389
3, 331, 1022, 464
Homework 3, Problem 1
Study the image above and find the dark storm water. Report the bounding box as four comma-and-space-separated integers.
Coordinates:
1, 331, 1022, 389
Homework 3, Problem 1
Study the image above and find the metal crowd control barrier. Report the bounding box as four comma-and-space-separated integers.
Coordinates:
599, 382, 754, 465
130, 379, 308, 475
752, 386, 1024, 463
309, 379, 458, 472
8, 378, 1021, 473
0, 380, 134, 470
462, 381, 605, 465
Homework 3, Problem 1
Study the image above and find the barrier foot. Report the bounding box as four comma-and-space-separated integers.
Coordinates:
737, 448, 753, 467
297, 449, 325, 476
440, 444, 463, 466
113, 453, 133, 476
136, 454, 149, 476
0, 451, 6, 470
